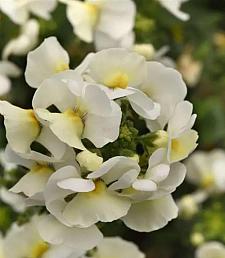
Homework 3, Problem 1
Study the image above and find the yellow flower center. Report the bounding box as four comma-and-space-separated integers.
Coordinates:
86, 3, 100, 26
63, 108, 84, 137
88, 180, 106, 196
28, 110, 41, 138
31, 241, 49, 258
54, 62, 69, 73
201, 174, 215, 189
31, 164, 54, 174
104, 72, 129, 89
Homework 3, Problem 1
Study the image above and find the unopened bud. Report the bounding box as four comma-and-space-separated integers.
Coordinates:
76, 150, 103, 171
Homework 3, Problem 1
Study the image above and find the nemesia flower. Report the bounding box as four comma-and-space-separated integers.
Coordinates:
185, 149, 225, 193
139, 62, 187, 130
120, 148, 186, 232
32, 73, 122, 149
177, 190, 208, 219
177, 52, 203, 87
78, 48, 160, 120
158, 0, 190, 21
5, 142, 76, 203
2, 19, 39, 59
0, 0, 57, 24
195, 241, 225, 258
0, 101, 41, 153
60, 0, 136, 44
43, 157, 140, 227
3, 215, 102, 258
25, 37, 70, 88
0, 61, 21, 97
166, 101, 198, 163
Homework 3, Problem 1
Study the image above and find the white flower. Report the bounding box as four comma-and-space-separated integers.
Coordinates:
195, 242, 225, 258
3, 215, 102, 258
90, 237, 145, 258
2, 19, 39, 59
78, 48, 160, 120
129, 148, 186, 201
121, 194, 178, 232
158, 0, 190, 21
25, 37, 70, 88
177, 52, 203, 87
0, 61, 21, 97
177, 191, 208, 219
0, 0, 57, 25
37, 214, 103, 254
61, 0, 136, 43
0, 101, 41, 153
44, 157, 140, 227
120, 148, 186, 232
140, 62, 187, 131
6, 142, 76, 203
166, 101, 198, 163
33, 74, 122, 149
185, 149, 225, 193
0, 187, 26, 213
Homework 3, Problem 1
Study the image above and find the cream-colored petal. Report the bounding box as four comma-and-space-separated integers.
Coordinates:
25, 37, 70, 88
170, 129, 198, 163
37, 214, 103, 251
94, 237, 145, 258
63, 181, 131, 227
36, 108, 85, 150
0, 101, 41, 153
122, 195, 178, 232
10, 164, 53, 197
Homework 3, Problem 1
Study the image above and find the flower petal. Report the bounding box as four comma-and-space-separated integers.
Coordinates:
25, 37, 69, 88
0, 101, 41, 153
37, 214, 103, 251
122, 195, 178, 232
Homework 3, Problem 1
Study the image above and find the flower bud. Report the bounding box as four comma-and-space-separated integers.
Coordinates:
76, 150, 103, 171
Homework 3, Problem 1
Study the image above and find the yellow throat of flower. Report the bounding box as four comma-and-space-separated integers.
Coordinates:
31, 241, 49, 258
63, 108, 85, 137
54, 62, 69, 73
201, 174, 215, 189
85, 2, 100, 26
104, 71, 129, 89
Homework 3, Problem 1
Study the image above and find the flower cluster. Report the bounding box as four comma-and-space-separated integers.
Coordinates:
0, 214, 145, 258
0, 37, 198, 253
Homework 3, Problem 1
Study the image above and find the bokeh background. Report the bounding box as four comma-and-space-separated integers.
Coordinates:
0, 1, 224, 257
